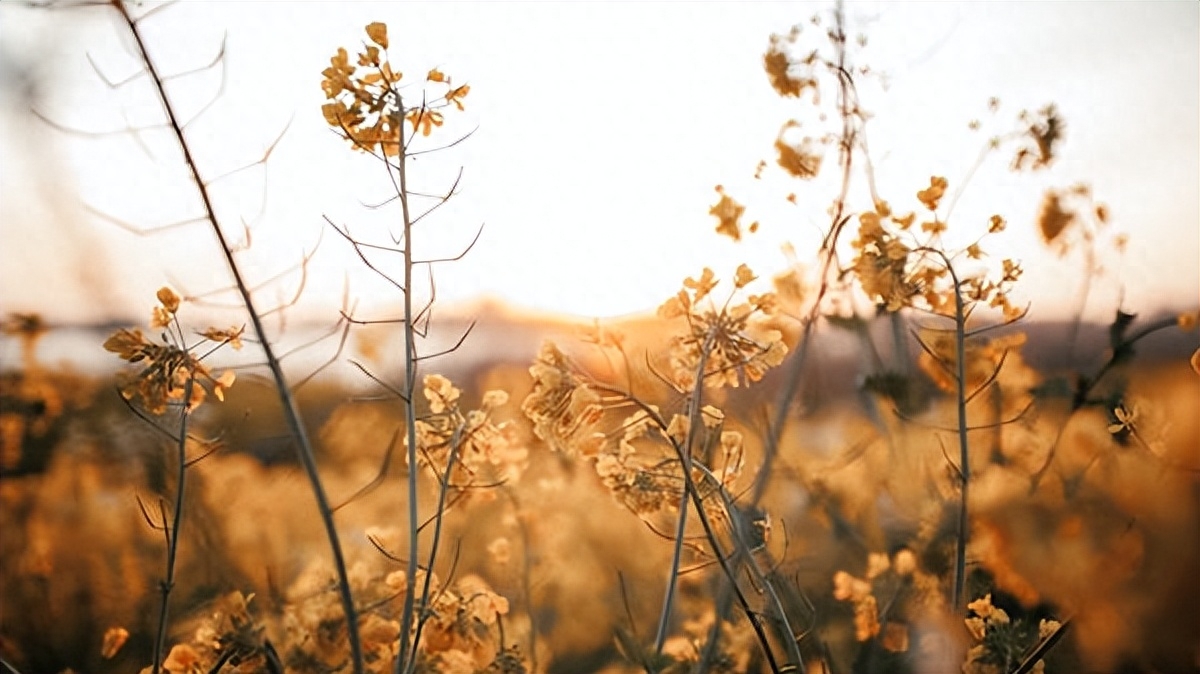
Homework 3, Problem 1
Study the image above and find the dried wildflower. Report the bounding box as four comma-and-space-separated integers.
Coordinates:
916, 176, 949, 211
424, 373, 461, 414
921, 219, 947, 235
710, 186, 747, 241
104, 293, 237, 414
446, 84, 471, 111
1012, 103, 1064, 171
407, 108, 445, 136
733, 263, 757, 289
595, 449, 681, 515
774, 121, 824, 179
764, 30, 819, 99
101, 626, 129, 659
522, 342, 603, 454
963, 593, 1052, 674
321, 22, 468, 154
1107, 403, 1137, 435
199, 326, 245, 350
365, 21, 389, 49
1036, 189, 1074, 247
852, 213, 920, 311
659, 268, 788, 389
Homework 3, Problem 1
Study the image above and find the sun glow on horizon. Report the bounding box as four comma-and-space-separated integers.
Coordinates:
0, 2, 1196, 326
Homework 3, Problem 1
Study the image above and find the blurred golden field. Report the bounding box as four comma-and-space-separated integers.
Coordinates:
2, 310, 1197, 673
2, 4, 1199, 674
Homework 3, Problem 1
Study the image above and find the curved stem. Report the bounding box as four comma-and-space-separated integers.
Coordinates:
115, 6, 363, 671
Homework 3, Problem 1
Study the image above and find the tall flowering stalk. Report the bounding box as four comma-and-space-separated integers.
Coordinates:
104, 287, 241, 673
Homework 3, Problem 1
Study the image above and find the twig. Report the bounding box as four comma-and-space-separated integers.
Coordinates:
112, 5, 364, 671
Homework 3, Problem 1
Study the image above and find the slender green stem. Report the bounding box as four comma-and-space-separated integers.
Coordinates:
115, 6, 363, 671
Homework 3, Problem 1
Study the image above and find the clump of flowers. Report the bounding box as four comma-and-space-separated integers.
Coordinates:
963, 594, 1061, 674
320, 22, 470, 155
657, 265, 787, 390
763, 24, 820, 100
275, 557, 521, 673
849, 181, 1024, 321
832, 549, 944, 654
103, 287, 242, 414
521, 341, 605, 456
413, 373, 527, 489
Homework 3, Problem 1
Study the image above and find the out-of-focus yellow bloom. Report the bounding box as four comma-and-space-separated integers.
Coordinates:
365, 22, 389, 49
1177, 310, 1198, 331
100, 627, 129, 659
733, 264, 757, 289
406, 108, 444, 137
710, 186, 747, 241
917, 176, 949, 211
1107, 403, 1137, 435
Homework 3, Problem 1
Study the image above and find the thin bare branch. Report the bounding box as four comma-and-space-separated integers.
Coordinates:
202, 115, 295, 185
31, 107, 168, 138
348, 360, 408, 402
85, 203, 207, 235
162, 32, 226, 83
86, 50, 144, 88
414, 222, 485, 265
413, 321, 475, 363
332, 428, 400, 512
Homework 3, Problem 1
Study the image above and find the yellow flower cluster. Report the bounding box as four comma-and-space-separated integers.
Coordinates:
851, 181, 1024, 320
270, 558, 517, 673
831, 550, 943, 654
657, 266, 787, 390
962, 594, 1061, 674
763, 25, 819, 99
521, 342, 605, 456
852, 209, 921, 312
103, 287, 240, 414
412, 374, 525, 487
319, 23, 470, 155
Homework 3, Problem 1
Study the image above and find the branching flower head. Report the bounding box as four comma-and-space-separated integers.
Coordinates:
657, 266, 787, 390
320, 22, 470, 154
521, 342, 604, 454
103, 288, 237, 414
412, 373, 525, 486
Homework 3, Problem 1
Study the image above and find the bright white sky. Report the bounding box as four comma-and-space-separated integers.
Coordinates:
0, 1, 1197, 325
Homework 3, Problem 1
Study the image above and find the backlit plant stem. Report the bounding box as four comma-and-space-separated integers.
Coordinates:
394, 97, 424, 674
150, 375, 194, 674
653, 333, 713, 656
114, 5, 364, 672
942, 255, 971, 612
